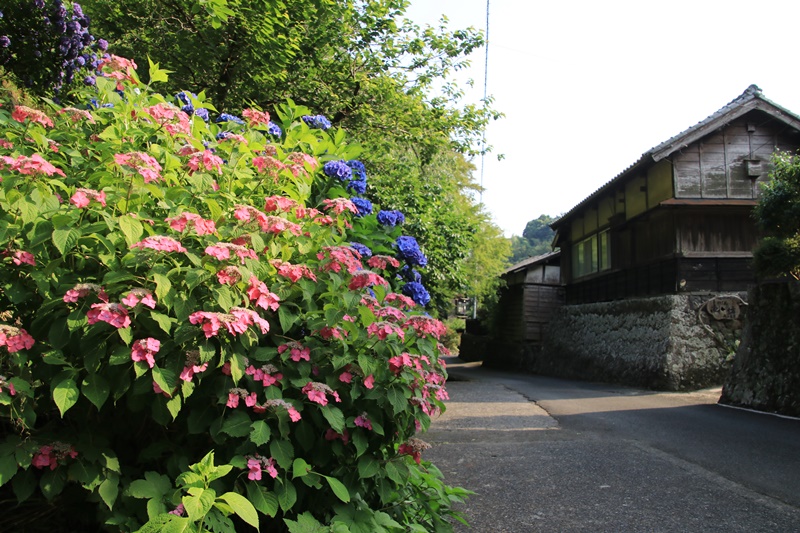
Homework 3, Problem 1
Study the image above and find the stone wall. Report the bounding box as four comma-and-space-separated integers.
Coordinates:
721, 282, 800, 416
506, 293, 746, 390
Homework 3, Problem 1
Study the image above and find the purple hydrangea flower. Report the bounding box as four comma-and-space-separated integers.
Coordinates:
377, 210, 405, 227
323, 160, 352, 181
0, 36, 9, 48
350, 242, 372, 258
301, 114, 332, 130
352, 197, 373, 218
267, 121, 282, 136
97, 38, 108, 51
215, 113, 244, 124
395, 236, 427, 267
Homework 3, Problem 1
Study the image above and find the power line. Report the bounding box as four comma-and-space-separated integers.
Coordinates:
479, 0, 490, 206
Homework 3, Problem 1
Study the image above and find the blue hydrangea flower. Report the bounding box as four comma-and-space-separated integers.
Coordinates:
216, 131, 232, 141
398, 265, 422, 283
402, 281, 431, 307
395, 236, 428, 267
302, 114, 332, 130
267, 121, 282, 136
215, 113, 244, 124
347, 178, 367, 195
346, 160, 367, 181
377, 210, 405, 227
0, 36, 11, 48
83, 74, 95, 86
350, 242, 373, 258
323, 160, 352, 181
194, 108, 209, 122
352, 197, 373, 218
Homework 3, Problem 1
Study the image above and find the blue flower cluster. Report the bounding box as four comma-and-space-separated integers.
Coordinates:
377, 210, 405, 227
349, 242, 372, 258
395, 236, 428, 267
351, 197, 373, 218
302, 114, 332, 130
323, 160, 352, 181
215, 113, 245, 125
402, 281, 431, 307
176, 91, 209, 121
345, 160, 367, 194
267, 121, 282, 136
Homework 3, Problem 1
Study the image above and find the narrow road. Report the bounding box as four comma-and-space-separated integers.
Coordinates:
424, 358, 800, 532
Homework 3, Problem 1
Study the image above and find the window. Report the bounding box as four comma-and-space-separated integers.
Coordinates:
572, 230, 611, 279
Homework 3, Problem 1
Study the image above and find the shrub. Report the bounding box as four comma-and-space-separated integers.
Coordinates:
0, 57, 466, 531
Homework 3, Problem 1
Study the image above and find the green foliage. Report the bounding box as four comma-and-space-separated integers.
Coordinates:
753, 152, 800, 279
509, 214, 556, 265
0, 61, 465, 531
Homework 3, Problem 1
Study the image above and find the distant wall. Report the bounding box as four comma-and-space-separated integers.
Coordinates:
721, 282, 800, 416
526, 293, 745, 390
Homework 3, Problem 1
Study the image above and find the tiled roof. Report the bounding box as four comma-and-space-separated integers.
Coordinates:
551, 85, 800, 229
503, 250, 560, 275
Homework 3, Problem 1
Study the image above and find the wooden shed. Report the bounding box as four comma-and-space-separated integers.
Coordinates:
496, 252, 563, 345
551, 85, 800, 304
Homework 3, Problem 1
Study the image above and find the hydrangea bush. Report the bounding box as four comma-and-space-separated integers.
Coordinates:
0, 57, 467, 531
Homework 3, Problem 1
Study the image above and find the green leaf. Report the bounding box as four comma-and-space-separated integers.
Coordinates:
357, 455, 380, 479
249, 420, 271, 446
52, 226, 81, 256
147, 56, 172, 83
39, 468, 66, 500
278, 306, 298, 333
292, 458, 311, 478
119, 215, 144, 246
150, 311, 173, 334
387, 387, 407, 415
218, 491, 260, 530
324, 475, 350, 503
153, 273, 173, 302
98, 474, 119, 510
285, 512, 328, 533
246, 482, 278, 517
81, 374, 110, 410
183, 488, 216, 522
128, 479, 161, 499
269, 439, 294, 470
275, 478, 297, 512
151, 366, 176, 397
52, 376, 79, 417
0, 455, 18, 487
320, 405, 345, 433
221, 410, 252, 437
166, 394, 182, 420
352, 430, 368, 458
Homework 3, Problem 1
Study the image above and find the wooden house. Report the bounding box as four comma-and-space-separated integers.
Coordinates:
551, 85, 800, 304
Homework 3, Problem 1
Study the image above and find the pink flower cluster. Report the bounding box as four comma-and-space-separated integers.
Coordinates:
63, 283, 107, 303
354, 413, 372, 431
32, 442, 78, 470
322, 198, 358, 215
131, 337, 160, 368
180, 350, 208, 382
186, 150, 224, 175
216, 266, 241, 285
205, 242, 258, 264
0, 153, 65, 177
301, 381, 341, 406
242, 108, 270, 127
348, 271, 388, 290
324, 428, 350, 445
388, 352, 430, 375
58, 107, 96, 124
403, 315, 447, 339
166, 212, 216, 235
120, 288, 157, 309
264, 195, 298, 213
70, 188, 106, 208
271, 259, 317, 282
384, 293, 416, 310
12, 250, 35, 266
398, 437, 431, 465
188, 308, 269, 338
246, 276, 280, 311
114, 152, 163, 183
0, 375, 15, 396
0, 325, 35, 353
87, 303, 131, 329
12, 105, 54, 127
97, 54, 138, 88
252, 155, 286, 178
373, 305, 407, 323
278, 341, 311, 362
317, 246, 363, 274
131, 235, 187, 253
245, 362, 282, 386
245, 454, 278, 481
319, 325, 348, 340
143, 103, 191, 135
367, 321, 405, 341
367, 255, 400, 270
285, 152, 319, 172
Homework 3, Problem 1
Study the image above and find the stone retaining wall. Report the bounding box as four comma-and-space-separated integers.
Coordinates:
487, 293, 744, 390
721, 282, 800, 416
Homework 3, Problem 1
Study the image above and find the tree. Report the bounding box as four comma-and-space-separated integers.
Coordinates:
753, 152, 800, 280
509, 214, 556, 265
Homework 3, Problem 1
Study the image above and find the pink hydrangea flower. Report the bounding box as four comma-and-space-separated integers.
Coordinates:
245, 363, 282, 387
114, 152, 163, 183
31, 442, 78, 470
131, 235, 187, 253
252, 155, 286, 179
374, 305, 407, 323
12, 250, 35, 266
70, 188, 106, 209
278, 342, 311, 362
271, 260, 317, 283
318, 246, 363, 274
348, 271, 389, 290
166, 212, 216, 235
363, 374, 375, 389
319, 326, 347, 340
398, 438, 430, 465
97, 54, 138, 88
339, 371, 353, 383
58, 107, 95, 124
367, 255, 400, 270
121, 289, 156, 309
216, 266, 241, 285
301, 381, 340, 406
0, 153, 64, 177
367, 321, 405, 341
142, 103, 190, 135
87, 303, 131, 329
324, 428, 350, 445
246, 276, 280, 311
204, 243, 257, 264
264, 195, 298, 213
354, 413, 372, 431
12, 105, 54, 127
403, 316, 447, 339
186, 150, 224, 175
131, 337, 161, 368
322, 198, 358, 215
63, 283, 106, 303
0, 375, 16, 396
384, 293, 416, 309
242, 108, 270, 127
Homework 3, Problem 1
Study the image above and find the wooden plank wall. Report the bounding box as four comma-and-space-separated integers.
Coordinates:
521, 285, 565, 344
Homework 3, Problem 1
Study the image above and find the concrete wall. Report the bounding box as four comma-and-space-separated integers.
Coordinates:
500, 293, 746, 390
721, 282, 800, 416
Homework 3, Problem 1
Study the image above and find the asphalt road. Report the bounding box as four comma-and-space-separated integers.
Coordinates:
424, 358, 800, 533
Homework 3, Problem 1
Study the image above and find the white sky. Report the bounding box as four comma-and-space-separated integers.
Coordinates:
404, 0, 800, 237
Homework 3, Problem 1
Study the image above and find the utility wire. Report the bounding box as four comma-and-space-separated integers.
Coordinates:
479, 0, 490, 205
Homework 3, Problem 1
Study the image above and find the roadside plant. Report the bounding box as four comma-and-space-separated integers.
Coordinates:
0, 57, 467, 531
